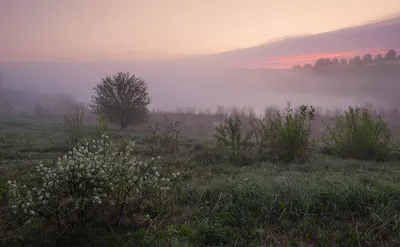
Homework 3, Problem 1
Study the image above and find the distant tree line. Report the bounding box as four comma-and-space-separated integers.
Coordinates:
292, 49, 400, 70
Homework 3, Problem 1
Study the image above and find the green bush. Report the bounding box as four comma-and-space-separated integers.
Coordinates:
323, 107, 394, 160
213, 117, 252, 165
263, 102, 315, 163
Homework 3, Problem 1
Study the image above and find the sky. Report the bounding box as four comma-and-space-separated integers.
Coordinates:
1, 0, 400, 64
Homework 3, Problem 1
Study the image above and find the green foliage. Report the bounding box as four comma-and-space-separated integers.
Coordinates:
90, 72, 151, 129
323, 106, 394, 160
249, 117, 269, 158
214, 117, 252, 165
263, 102, 315, 163
62, 107, 84, 148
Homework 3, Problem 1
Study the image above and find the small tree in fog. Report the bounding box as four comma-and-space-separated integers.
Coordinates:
90, 72, 151, 129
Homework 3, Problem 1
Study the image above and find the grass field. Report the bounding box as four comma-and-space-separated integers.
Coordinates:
1, 108, 400, 247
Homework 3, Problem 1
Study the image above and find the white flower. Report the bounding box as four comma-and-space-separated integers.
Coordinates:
6, 135, 180, 221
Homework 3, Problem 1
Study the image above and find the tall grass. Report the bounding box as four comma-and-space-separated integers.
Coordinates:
62, 107, 84, 148
190, 171, 400, 246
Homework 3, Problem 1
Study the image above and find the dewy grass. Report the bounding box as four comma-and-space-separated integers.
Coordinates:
190, 171, 400, 246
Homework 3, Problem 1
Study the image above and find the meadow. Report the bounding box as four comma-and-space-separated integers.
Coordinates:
1, 103, 400, 247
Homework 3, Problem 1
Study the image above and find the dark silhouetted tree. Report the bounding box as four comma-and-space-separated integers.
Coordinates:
331, 58, 339, 66
315, 58, 324, 68
292, 65, 302, 69
362, 53, 373, 64
384, 49, 397, 61
349, 56, 362, 66
398, 54, 400, 60
374, 54, 383, 62
315, 58, 332, 68
90, 72, 151, 129
339, 58, 348, 65
303, 63, 313, 69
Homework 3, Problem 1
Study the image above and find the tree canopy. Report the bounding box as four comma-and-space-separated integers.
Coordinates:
384, 49, 397, 61
90, 72, 151, 129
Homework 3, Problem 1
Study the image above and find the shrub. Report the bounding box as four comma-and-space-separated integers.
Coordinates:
214, 117, 252, 165
144, 120, 162, 155
62, 107, 84, 148
323, 106, 394, 160
96, 113, 109, 136
249, 117, 268, 158
263, 102, 315, 163
159, 116, 181, 154
144, 117, 181, 155
6, 135, 180, 231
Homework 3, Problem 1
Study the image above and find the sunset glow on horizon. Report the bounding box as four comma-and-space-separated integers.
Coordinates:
238, 48, 400, 69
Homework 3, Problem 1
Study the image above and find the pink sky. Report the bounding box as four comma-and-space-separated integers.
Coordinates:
1, 0, 400, 65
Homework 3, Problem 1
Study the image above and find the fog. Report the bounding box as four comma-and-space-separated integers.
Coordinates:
1, 15, 399, 115
1, 61, 396, 116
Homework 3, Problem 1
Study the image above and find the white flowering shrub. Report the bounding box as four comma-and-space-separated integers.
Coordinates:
7, 134, 180, 229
